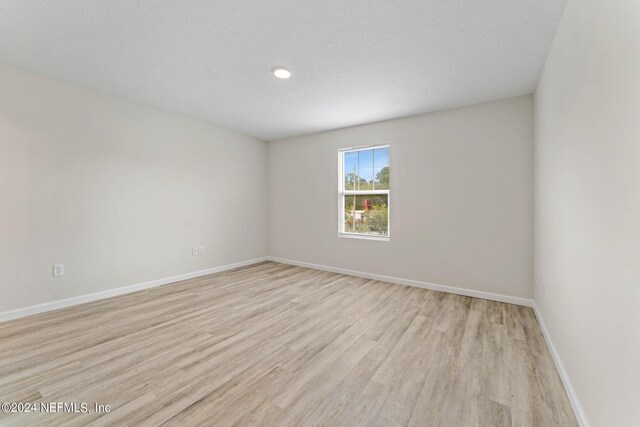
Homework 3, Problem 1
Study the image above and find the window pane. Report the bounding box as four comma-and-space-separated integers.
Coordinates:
374, 147, 390, 190
343, 194, 389, 236
344, 151, 358, 191
358, 149, 374, 190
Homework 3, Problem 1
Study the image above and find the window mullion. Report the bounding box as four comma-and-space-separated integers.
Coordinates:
343, 190, 389, 196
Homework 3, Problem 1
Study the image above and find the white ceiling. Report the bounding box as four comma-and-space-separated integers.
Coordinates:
0, 0, 566, 141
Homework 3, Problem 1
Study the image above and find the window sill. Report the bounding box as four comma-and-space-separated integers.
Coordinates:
338, 232, 390, 242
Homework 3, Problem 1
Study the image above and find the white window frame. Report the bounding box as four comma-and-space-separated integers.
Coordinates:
338, 144, 390, 241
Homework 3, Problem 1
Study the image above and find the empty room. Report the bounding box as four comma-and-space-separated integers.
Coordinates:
0, 0, 638, 426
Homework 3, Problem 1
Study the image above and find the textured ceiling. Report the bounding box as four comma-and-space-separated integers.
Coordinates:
0, 0, 566, 141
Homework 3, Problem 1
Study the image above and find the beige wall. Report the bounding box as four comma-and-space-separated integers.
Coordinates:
0, 63, 268, 313
269, 95, 534, 299
534, 0, 640, 426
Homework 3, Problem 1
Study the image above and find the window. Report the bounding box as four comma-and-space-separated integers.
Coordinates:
338, 144, 390, 240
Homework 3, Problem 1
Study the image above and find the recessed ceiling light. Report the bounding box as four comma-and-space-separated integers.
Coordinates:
272, 67, 291, 79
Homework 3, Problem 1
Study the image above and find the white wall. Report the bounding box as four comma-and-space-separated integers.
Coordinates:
534, 0, 640, 425
0, 63, 268, 313
269, 95, 533, 299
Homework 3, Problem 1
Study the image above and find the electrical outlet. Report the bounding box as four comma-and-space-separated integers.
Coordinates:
192, 246, 199, 256
536, 272, 545, 294
322, 243, 329, 252
53, 264, 64, 277
198, 246, 205, 255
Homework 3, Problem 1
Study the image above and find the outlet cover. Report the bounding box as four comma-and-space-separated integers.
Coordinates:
192, 246, 199, 256
198, 246, 205, 255
53, 264, 64, 277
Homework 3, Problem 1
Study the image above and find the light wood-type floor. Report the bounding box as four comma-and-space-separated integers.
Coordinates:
0, 261, 577, 426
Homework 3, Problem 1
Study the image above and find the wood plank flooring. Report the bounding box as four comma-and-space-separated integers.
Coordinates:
0, 261, 577, 426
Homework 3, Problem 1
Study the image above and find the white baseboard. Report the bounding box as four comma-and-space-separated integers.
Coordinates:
533, 302, 590, 427
0, 257, 268, 323
267, 256, 533, 307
